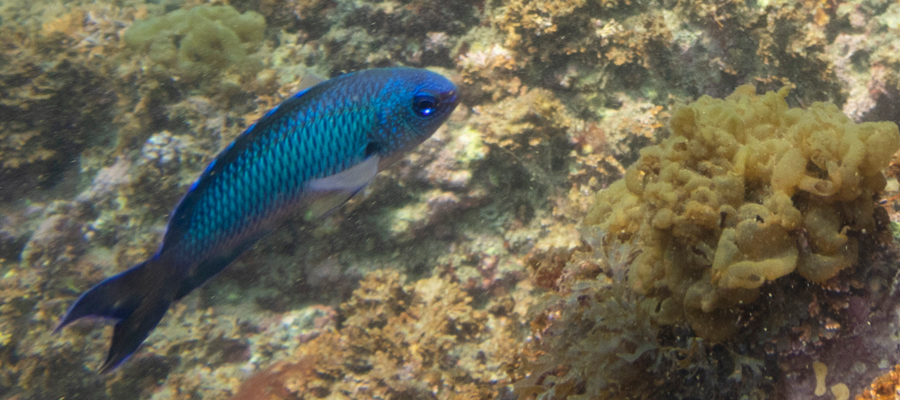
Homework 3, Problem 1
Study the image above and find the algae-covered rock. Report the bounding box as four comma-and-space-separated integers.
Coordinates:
585, 85, 900, 340
232, 270, 516, 399
123, 5, 265, 83
0, 50, 115, 200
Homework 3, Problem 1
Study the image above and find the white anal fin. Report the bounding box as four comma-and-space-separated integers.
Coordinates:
303, 155, 380, 221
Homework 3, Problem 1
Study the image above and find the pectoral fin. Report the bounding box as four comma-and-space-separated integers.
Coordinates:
303, 155, 379, 220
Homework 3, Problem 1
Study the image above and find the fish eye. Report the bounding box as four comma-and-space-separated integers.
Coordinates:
413, 93, 440, 117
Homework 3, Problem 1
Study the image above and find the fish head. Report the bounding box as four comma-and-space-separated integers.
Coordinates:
369, 68, 459, 163
403, 69, 459, 135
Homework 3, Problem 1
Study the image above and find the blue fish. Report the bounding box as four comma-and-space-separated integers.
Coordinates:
56, 67, 459, 372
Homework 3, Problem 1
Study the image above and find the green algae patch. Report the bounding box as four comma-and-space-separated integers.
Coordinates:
123, 5, 265, 82
585, 85, 899, 340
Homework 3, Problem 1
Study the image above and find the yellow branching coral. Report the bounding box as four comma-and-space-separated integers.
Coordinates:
585, 85, 899, 340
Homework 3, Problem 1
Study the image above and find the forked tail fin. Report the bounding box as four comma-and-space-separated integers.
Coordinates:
55, 257, 181, 373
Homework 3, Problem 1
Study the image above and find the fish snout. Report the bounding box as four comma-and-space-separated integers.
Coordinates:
440, 89, 460, 112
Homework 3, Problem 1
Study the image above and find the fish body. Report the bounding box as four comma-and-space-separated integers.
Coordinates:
56, 67, 459, 372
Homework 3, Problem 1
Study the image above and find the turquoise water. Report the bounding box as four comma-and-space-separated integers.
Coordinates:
1, 0, 900, 399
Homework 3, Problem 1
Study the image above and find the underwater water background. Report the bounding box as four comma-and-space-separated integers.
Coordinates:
2, 0, 900, 399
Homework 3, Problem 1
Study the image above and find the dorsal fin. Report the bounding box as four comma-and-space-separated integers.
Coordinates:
297, 71, 327, 91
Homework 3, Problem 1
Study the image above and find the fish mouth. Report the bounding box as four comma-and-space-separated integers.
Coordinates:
441, 90, 459, 108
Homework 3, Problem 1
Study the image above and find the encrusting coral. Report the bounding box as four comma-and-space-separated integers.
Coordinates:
585, 85, 900, 341
123, 5, 266, 85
